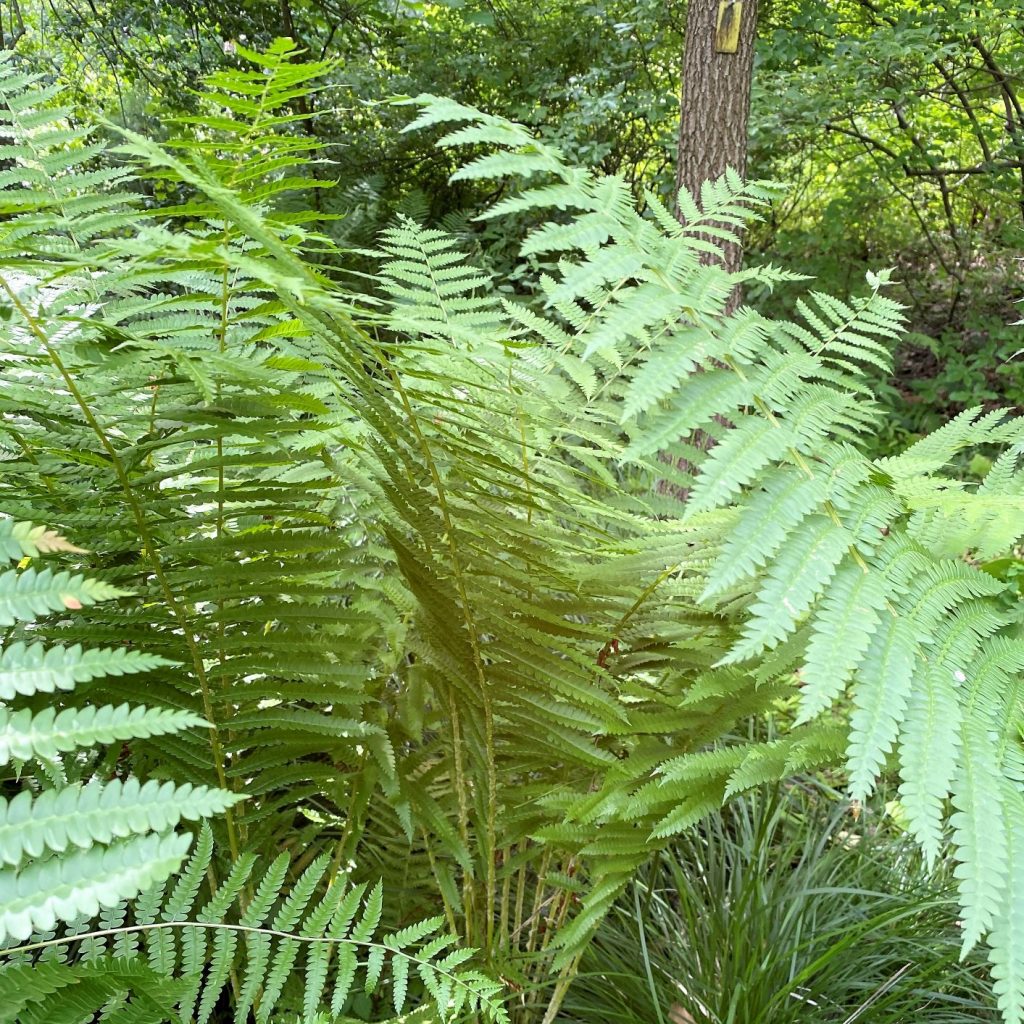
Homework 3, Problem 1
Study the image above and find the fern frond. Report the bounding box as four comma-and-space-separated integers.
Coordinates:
0, 781, 239, 865
0, 567, 129, 625
991, 790, 1024, 1024
845, 615, 918, 800
0, 832, 193, 944
0, 642, 175, 700
3, 836, 506, 1024
954, 720, 1010, 953
0, 513, 234, 952
373, 218, 505, 345
0, 520, 86, 560
0, 704, 210, 764
897, 662, 962, 864
724, 514, 852, 663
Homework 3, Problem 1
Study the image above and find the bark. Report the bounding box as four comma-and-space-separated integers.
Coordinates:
675, 0, 759, 275
660, 0, 759, 501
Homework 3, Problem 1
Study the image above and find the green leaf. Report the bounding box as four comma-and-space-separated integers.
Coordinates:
0, 831, 192, 944
0, 567, 129, 626
0, 780, 239, 865
0, 704, 210, 765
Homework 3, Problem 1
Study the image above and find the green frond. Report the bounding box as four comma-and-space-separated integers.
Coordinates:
0, 831, 193, 944
880, 407, 1016, 479
0, 520, 86, 560
0, 781, 239, 865
374, 218, 505, 345
35, 840, 506, 1024
625, 371, 749, 461
0, 567, 129, 626
991, 790, 1024, 1024
701, 466, 828, 600
723, 741, 798, 798
0, 642, 175, 700
953, 721, 1009, 953
0, 513, 234, 954
0, 957, 181, 1024
797, 557, 895, 722
162, 825, 216, 925
898, 662, 962, 864
0, 704, 210, 764
723, 514, 852, 663
686, 415, 789, 515
845, 615, 918, 800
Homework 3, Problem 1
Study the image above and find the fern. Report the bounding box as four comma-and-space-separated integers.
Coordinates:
4, 42, 1024, 1024
0, 780, 236, 862
0, 520, 87, 560
0, 517, 239, 946
0, 566, 129, 625
1, 832, 194, 944
1, 825, 507, 1024
400, 94, 1024, 1020
0, 642, 173, 700
0, 706, 214, 764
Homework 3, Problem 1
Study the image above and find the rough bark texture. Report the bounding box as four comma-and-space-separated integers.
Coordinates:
675, 0, 759, 276
660, 0, 758, 500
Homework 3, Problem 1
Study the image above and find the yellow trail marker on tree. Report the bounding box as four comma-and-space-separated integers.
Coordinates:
715, 0, 742, 53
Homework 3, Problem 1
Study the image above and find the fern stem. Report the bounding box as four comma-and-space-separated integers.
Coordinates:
215, 259, 230, 670
535, 856, 576, 960
422, 826, 460, 938
0, 275, 241, 862
328, 752, 366, 883
612, 562, 681, 641
382, 354, 499, 954
498, 842, 513, 953
0, 922, 505, 1014
521, 848, 553, 955
445, 683, 474, 941
538, 951, 583, 1024
211, 244, 247, 981
511, 841, 528, 952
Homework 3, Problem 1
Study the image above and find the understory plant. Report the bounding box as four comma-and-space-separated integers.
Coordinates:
0, 516, 501, 1024
0, 518, 239, 947
564, 787, 998, 1024
0, 38, 1022, 1024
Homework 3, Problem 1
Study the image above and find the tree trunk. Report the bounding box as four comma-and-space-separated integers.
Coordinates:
660, 0, 759, 501
675, 0, 759, 276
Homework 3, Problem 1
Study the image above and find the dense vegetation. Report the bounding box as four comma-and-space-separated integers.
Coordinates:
0, 3, 1022, 1023
24, 0, 1024, 442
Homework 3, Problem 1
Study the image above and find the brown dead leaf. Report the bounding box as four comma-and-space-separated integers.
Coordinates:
32, 528, 87, 555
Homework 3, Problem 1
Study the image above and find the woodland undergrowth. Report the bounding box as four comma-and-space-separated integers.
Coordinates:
0, 40, 1022, 1024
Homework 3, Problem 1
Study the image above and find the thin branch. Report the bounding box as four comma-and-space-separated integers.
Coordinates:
904, 160, 1024, 176
823, 121, 903, 163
